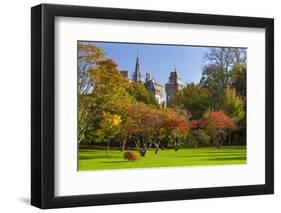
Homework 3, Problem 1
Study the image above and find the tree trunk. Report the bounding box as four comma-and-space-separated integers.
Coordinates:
174, 138, 179, 151
215, 136, 221, 149
228, 133, 231, 145
154, 139, 160, 154
140, 148, 147, 157
216, 142, 221, 149
106, 140, 110, 156
121, 138, 127, 152
155, 148, 159, 154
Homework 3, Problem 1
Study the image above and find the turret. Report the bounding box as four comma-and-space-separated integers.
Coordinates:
165, 67, 184, 107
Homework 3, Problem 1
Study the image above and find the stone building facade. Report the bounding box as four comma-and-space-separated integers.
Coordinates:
165, 68, 184, 107
131, 55, 164, 105
121, 55, 187, 107
144, 73, 164, 105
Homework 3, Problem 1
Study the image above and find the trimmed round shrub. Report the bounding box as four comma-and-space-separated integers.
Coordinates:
123, 151, 141, 162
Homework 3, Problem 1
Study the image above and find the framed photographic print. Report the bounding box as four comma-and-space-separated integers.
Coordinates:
31, 3, 274, 209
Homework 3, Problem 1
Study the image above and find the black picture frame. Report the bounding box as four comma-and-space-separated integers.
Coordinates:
31, 3, 274, 209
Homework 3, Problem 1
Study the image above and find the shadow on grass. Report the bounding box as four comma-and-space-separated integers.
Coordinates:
194, 150, 246, 153
203, 156, 246, 161
176, 152, 245, 158
102, 160, 128, 164
79, 155, 121, 160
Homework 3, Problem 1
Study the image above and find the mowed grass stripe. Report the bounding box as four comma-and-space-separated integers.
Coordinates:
78, 146, 246, 171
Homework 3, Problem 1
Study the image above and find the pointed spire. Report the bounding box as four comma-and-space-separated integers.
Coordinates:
170, 65, 177, 79
133, 50, 142, 82
173, 65, 177, 74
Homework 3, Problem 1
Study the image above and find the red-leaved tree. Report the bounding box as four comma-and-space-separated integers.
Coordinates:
202, 110, 235, 148
162, 109, 189, 151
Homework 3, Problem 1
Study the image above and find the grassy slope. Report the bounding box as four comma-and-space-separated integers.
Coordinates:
78, 146, 246, 171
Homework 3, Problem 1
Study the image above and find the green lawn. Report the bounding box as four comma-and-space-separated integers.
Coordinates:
78, 146, 246, 171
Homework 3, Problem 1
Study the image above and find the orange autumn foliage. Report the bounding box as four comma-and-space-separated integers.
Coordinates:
190, 119, 203, 129
202, 110, 235, 131
123, 151, 141, 162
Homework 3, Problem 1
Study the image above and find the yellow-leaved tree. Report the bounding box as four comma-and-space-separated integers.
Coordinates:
96, 111, 122, 156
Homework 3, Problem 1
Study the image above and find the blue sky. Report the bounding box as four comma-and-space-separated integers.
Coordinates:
88, 41, 208, 86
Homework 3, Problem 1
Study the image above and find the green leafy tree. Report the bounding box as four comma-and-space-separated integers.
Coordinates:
187, 129, 211, 148
200, 64, 227, 109
220, 86, 245, 145
230, 64, 247, 98
221, 87, 245, 122
200, 48, 247, 109
129, 82, 159, 107
176, 83, 211, 119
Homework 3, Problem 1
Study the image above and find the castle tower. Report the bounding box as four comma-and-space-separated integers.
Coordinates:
132, 53, 142, 82
165, 67, 184, 107
145, 72, 163, 105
